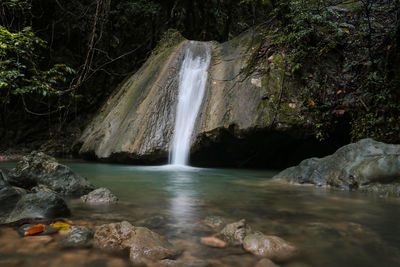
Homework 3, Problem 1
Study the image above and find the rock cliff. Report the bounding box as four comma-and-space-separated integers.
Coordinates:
76, 30, 346, 167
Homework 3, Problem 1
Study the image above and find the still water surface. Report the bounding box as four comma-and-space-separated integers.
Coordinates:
1, 161, 400, 266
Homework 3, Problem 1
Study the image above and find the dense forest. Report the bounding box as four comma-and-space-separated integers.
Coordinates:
1, 0, 400, 155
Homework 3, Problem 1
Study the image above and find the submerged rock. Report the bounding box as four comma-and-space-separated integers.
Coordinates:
61, 227, 94, 248
219, 219, 252, 245
6, 151, 94, 196
203, 216, 226, 230
243, 232, 297, 262
81, 187, 118, 204
255, 258, 280, 267
273, 139, 400, 196
6, 192, 71, 223
200, 236, 228, 248
17, 224, 59, 237
94, 221, 181, 264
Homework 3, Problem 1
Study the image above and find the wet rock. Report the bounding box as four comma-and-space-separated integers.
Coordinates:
6, 192, 71, 223
135, 214, 169, 229
200, 236, 228, 248
255, 258, 280, 267
0, 169, 9, 188
6, 151, 94, 196
203, 216, 226, 230
31, 184, 56, 193
94, 221, 181, 264
0, 186, 25, 222
219, 219, 252, 245
61, 227, 94, 248
243, 232, 297, 262
81, 187, 118, 204
273, 139, 400, 197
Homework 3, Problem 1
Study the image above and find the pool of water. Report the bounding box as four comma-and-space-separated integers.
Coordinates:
1, 161, 400, 266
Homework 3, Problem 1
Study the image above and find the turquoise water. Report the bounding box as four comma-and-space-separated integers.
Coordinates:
1, 161, 400, 266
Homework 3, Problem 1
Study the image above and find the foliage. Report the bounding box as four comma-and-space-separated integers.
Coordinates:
0, 25, 74, 106
254, 0, 400, 142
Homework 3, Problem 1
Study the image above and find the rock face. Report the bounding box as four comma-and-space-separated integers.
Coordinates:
243, 232, 297, 262
94, 221, 181, 264
6, 192, 71, 223
81, 187, 118, 204
219, 219, 252, 245
75, 30, 335, 168
273, 138, 400, 196
6, 151, 94, 196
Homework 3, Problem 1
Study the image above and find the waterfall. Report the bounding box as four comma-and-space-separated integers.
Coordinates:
169, 41, 211, 166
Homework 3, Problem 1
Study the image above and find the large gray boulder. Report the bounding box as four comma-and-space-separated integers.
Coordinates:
6, 151, 94, 196
6, 191, 71, 223
273, 139, 400, 196
94, 221, 181, 265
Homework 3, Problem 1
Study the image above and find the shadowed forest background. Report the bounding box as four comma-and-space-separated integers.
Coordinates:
1, 0, 400, 156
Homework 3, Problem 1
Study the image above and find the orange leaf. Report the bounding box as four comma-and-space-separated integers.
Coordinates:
309, 100, 315, 106
24, 224, 46, 236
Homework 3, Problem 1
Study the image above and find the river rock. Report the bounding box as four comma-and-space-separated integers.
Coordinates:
219, 219, 252, 245
255, 258, 280, 267
31, 184, 56, 193
61, 227, 94, 248
6, 192, 71, 223
200, 236, 228, 248
0, 186, 26, 223
203, 216, 226, 230
243, 232, 297, 262
0, 169, 9, 187
6, 151, 94, 196
81, 187, 118, 204
94, 221, 181, 264
273, 139, 400, 196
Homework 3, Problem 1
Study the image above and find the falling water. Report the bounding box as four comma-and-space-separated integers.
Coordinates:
169, 41, 211, 166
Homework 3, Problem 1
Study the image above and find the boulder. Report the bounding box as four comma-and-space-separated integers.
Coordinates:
219, 219, 252, 245
255, 258, 280, 267
0, 186, 25, 223
6, 151, 94, 196
243, 232, 297, 262
0, 169, 9, 188
61, 227, 94, 248
94, 221, 181, 264
81, 187, 118, 204
273, 139, 400, 196
6, 192, 71, 223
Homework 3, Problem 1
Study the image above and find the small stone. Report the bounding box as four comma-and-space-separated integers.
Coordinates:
255, 258, 280, 267
219, 219, 252, 245
243, 232, 297, 262
200, 236, 228, 248
61, 227, 94, 248
81, 187, 118, 204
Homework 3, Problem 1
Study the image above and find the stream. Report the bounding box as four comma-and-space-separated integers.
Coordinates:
1, 161, 400, 266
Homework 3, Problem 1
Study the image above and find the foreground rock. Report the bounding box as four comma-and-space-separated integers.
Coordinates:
219, 219, 252, 245
200, 236, 228, 248
94, 221, 181, 264
81, 188, 118, 204
6, 151, 94, 196
6, 192, 71, 223
273, 139, 400, 196
0, 186, 26, 222
61, 227, 94, 248
243, 232, 297, 262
